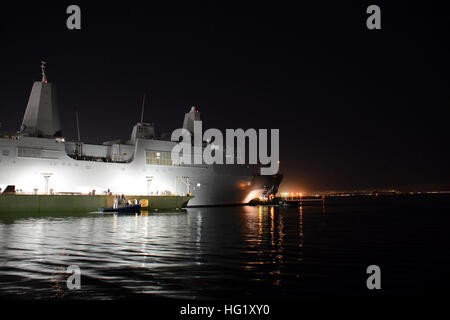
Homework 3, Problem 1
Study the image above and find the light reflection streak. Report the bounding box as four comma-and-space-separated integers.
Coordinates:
186, 209, 204, 266
141, 215, 149, 268
270, 206, 275, 247
134, 213, 138, 233
299, 205, 304, 249
112, 214, 117, 236
258, 206, 262, 246
243, 205, 287, 285
277, 208, 284, 257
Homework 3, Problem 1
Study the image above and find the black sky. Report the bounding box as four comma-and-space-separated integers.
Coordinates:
0, 0, 449, 192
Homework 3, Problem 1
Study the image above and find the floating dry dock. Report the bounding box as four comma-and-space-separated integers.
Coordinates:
0, 194, 193, 214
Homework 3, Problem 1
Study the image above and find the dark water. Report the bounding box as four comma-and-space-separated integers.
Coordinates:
0, 195, 449, 299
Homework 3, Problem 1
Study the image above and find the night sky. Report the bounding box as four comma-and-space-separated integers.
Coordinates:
0, 1, 449, 192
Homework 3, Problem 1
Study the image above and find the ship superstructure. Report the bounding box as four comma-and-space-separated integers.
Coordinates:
0, 64, 282, 206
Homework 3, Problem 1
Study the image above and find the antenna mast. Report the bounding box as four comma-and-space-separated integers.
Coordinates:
40, 61, 47, 82
140, 93, 146, 123
76, 109, 81, 142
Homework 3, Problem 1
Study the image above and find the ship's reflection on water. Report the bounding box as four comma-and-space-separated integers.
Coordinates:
1, 197, 449, 299
0, 207, 308, 299
240, 206, 308, 287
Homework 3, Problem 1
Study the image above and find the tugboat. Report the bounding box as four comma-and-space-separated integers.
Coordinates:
99, 195, 141, 213
248, 197, 286, 206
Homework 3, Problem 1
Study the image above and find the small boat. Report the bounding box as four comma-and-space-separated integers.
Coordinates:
248, 197, 285, 206
99, 204, 141, 213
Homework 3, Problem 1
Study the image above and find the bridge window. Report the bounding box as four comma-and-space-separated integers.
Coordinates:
17, 147, 42, 158
145, 151, 173, 166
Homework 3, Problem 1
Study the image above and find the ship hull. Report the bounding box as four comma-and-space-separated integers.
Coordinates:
0, 136, 282, 206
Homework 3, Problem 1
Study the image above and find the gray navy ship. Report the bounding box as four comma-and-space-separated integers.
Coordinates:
0, 63, 282, 206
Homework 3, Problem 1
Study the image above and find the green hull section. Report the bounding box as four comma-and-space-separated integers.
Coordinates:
0, 194, 193, 214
